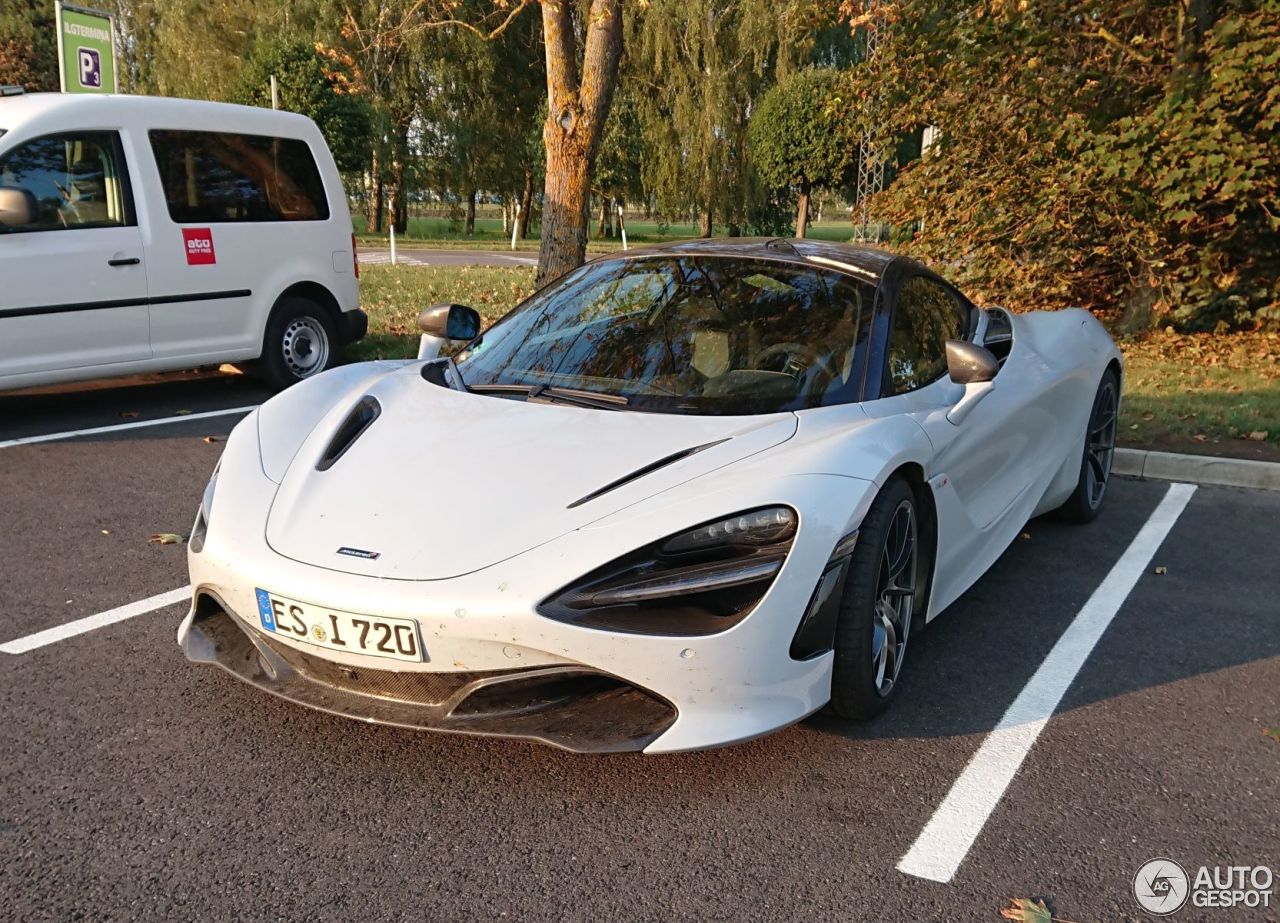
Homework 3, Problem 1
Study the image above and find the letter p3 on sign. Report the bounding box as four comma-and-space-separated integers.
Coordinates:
183, 228, 216, 265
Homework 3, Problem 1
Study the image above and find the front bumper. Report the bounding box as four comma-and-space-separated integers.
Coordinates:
186, 416, 878, 752
183, 591, 676, 753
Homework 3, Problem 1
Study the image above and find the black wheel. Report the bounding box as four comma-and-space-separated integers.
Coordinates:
827, 476, 923, 720
1055, 369, 1119, 524
258, 296, 338, 391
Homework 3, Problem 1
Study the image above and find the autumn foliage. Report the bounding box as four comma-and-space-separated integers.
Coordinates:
842, 0, 1280, 331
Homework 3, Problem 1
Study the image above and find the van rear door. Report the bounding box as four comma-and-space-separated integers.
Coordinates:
0, 130, 150, 381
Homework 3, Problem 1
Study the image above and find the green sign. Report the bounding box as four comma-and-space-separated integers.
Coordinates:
56, 3, 117, 94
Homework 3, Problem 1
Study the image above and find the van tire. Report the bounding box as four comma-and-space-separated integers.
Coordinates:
258, 296, 338, 391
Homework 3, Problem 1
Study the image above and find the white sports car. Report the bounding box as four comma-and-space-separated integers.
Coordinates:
179, 239, 1122, 753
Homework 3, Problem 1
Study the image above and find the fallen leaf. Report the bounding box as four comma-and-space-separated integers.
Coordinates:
1000, 898, 1052, 923
174, 409, 193, 416
1192, 434, 1208, 443
202, 435, 222, 444
119, 411, 139, 419
1154, 565, 1168, 575
1264, 728, 1280, 744
100, 529, 110, 535
149, 533, 185, 545
1020, 532, 1031, 540
1247, 431, 1269, 441
1141, 411, 1155, 421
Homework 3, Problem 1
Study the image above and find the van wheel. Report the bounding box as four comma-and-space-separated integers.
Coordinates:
259, 296, 337, 390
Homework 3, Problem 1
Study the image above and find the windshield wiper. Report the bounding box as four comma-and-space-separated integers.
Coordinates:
465, 383, 630, 410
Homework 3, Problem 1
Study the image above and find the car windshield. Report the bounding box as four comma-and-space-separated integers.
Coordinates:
454, 255, 876, 415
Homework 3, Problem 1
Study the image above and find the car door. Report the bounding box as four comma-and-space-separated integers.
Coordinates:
864, 271, 1055, 608
0, 129, 150, 381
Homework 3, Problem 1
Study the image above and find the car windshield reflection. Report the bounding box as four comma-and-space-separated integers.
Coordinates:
454, 255, 876, 416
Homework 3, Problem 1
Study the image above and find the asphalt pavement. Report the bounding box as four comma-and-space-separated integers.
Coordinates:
0, 378, 1276, 922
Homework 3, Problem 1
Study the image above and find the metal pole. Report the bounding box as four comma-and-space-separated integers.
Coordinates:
511, 201, 520, 251
390, 224, 397, 265
853, 0, 885, 243
269, 75, 279, 110
617, 203, 627, 251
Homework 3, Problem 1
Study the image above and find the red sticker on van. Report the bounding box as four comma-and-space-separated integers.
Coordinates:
183, 228, 216, 265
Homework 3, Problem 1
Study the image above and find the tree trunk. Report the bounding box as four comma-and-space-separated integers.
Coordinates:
536, 0, 624, 286
699, 202, 713, 238
597, 195, 609, 238
502, 200, 510, 235
388, 149, 408, 235
368, 148, 384, 234
796, 180, 811, 239
465, 190, 477, 237
539, 129, 593, 283
518, 168, 534, 240
728, 223, 741, 237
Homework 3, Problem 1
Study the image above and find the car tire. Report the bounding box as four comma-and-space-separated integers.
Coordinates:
258, 296, 339, 391
1055, 368, 1120, 524
827, 476, 923, 720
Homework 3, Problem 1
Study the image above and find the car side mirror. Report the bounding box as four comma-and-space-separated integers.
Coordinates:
945, 340, 998, 384
0, 186, 36, 228
416, 303, 481, 361
944, 340, 998, 425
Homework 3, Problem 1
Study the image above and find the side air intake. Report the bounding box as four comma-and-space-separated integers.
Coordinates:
316, 396, 381, 471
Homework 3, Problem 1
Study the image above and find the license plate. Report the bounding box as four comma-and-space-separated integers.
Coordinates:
254, 589, 424, 663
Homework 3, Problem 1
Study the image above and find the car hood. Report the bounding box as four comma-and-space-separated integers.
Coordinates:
264, 366, 797, 580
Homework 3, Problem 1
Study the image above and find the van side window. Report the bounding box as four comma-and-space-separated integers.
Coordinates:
148, 130, 329, 223
0, 131, 134, 233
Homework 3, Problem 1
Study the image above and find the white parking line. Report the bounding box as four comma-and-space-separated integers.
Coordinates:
0, 586, 191, 655
0, 405, 257, 450
897, 482, 1197, 883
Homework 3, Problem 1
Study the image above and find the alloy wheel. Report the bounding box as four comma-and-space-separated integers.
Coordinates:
871, 498, 917, 697
1085, 380, 1118, 508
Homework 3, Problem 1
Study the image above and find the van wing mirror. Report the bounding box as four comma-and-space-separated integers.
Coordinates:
0, 186, 36, 228
945, 340, 999, 385
418, 303, 481, 341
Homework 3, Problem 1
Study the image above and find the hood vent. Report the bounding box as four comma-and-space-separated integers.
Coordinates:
567, 439, 729, 509
316, 396, 381, 471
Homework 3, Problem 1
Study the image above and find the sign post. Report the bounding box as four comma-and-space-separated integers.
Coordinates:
55, 2, 118, 94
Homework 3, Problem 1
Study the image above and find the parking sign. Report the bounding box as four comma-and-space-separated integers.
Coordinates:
56, 3, 117, 94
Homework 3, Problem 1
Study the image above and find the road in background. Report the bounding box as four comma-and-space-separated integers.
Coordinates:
359, 247, 538, 268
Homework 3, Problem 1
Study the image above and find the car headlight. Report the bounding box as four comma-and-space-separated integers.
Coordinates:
538, 506, 797, 636
189, 462, 219, 554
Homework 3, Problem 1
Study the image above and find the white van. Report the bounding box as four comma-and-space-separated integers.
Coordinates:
0, 91, 366, 391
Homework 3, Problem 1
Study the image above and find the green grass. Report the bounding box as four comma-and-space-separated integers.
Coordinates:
352, 213, 856, 250
347, 264, 536, 362
347, 265, 1280, 458
1117, 331, 1280, 457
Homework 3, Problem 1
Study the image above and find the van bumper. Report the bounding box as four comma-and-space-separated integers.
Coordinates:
336, 308, 368, 345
